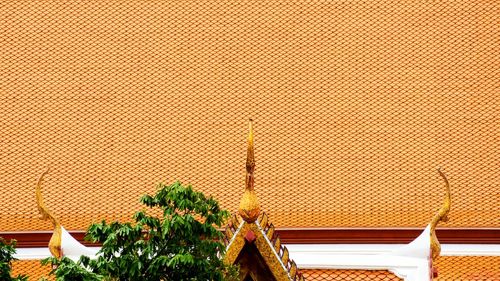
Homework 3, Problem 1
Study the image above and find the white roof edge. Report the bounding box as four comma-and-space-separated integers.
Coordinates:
287, 226, 432, 281
286, 244, 500, 256
60, 226, 99, 261
15, 243, 500, 260
14, 226, 500, 281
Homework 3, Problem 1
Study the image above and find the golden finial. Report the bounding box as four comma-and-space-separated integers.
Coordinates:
238, 119, 260, 223
35, 168, 63, 258
430, 168, 451, 261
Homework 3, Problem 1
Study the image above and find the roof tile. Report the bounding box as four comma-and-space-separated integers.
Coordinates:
435, 256, 500, 281
0, 0, 498, 231
11, 260, 53, 281
300, 269, 402, 280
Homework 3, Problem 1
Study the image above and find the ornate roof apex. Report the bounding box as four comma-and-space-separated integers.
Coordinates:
238, 119, 260, 223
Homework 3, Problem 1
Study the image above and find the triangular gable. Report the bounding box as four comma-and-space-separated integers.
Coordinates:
224, 213, 302, 281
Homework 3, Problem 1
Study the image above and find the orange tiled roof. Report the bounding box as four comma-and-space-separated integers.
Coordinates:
301, 269, 402, 281
435, 256, 500, 281
1, 1, 498, 231
11, 260, 53, 281
12, 256, 500, 280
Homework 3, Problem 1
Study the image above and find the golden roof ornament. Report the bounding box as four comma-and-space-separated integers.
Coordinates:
430, 168, 451, 262
226, 121, 305, 280
238, 119, 260, 223
35, 167, 63, 259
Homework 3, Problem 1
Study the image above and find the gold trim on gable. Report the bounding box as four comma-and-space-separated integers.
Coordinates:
225, 220, 301, 281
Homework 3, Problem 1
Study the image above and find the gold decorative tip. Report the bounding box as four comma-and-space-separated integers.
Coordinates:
246, 119, 255, 175
430, 168, 451, 261
35, 168, 63, 259
239, 119, 260, 223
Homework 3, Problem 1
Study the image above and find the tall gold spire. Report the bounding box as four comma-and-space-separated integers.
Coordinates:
430, 168, 451, 261
35, 168, 63, 258
238, 119, 260, 223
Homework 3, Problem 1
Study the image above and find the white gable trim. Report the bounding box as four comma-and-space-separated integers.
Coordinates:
286, 244, 500, 257
16, 243, 499, 260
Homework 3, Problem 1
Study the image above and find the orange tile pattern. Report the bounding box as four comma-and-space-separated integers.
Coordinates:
301, 269, 401, 281
10, 256, 500, 281
11, 260, 53, 281
0, 1, 498, 231
301, 256, 500, 281
435, 256, 500, 281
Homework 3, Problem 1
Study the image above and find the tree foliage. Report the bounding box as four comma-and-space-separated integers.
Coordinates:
41, 257, 102, 281
44, 181, 238, 281
0, 238, 28, 281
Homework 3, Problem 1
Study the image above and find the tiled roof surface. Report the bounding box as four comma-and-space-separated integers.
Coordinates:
11, 260, 53, 281
301, 269, 401, 281
435, 256, 500, 281
1, 1, 498, 231
12, 256, 500, 280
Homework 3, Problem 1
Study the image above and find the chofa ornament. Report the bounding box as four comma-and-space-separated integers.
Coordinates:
430, 168, 451, 262
35, 167, 63, 259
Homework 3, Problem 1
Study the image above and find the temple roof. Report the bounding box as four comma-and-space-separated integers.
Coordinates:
0, 0, 497, 232
12, 256, 500, 281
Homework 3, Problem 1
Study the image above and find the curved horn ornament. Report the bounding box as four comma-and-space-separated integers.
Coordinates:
430, 168, 451, 261
35, 168, 63, 259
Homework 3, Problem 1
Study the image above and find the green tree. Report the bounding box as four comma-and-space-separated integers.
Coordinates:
44, 181, 238, 281
0, 238, 28, 281
41, 257, 102, 281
